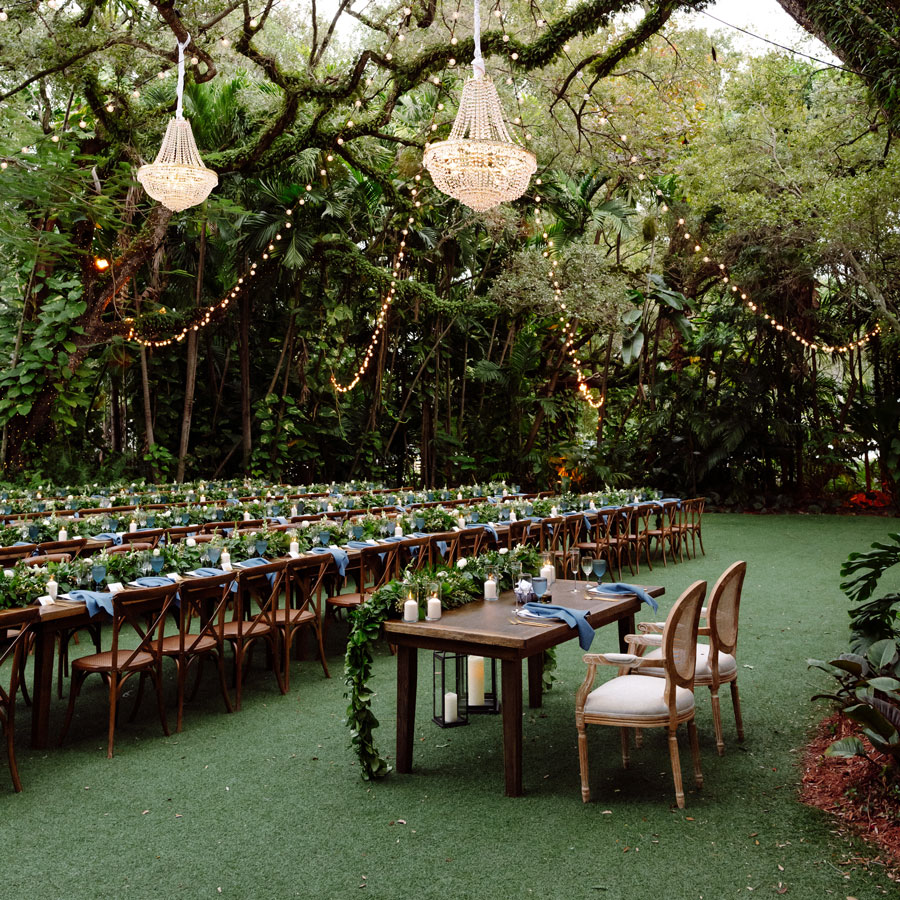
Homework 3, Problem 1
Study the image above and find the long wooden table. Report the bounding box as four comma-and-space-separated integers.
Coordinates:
384, 580, 664, 797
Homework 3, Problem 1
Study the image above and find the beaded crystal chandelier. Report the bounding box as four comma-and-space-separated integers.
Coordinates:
137, 34, 218, 212
423, 0, 536, 211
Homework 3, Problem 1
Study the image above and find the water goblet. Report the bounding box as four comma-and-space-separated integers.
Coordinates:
150, 554, 165, 575
91, 562, 107, 591
141, 553, 152, 577
592, 559, 607, 583
532, 575, 548, 602
318, 531, 330, 547
415, 515, 425, 532
352, 525, 364, 540
255, 538, 268, 557
208, 546, 222, 566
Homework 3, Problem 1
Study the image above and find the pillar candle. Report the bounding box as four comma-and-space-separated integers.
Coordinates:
467, 656, 485, 707
484, 577, 497, 601
243, 511, 251, 521
550, 506, 559, 517
290, 505, 298, 518
394, 524, 404, 537
443, 691, 458, 724
457, 492, 463, 500
221, 550, 231, 571
58, 528, 68, 541
403, 599, 418, 622
129, 521, 138, 532
509, 510, 517, 523
540, 562, 555, 586
427, 597, 441, 620
200, 495, 206, 503
327, 503, 334, 513
289, 540, 300, 556
457, 516, 466, 529
46, 578, 58, 601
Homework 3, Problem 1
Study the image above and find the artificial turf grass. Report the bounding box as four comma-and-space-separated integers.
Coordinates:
2, 513, 899, 900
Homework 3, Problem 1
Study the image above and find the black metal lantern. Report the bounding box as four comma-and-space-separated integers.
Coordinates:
465, 654, 500, 715
433, 650, 468, 728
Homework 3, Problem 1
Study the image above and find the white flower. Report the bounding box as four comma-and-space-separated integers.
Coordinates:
300, 520, 310, 529
437, 571, 448, 579
499, 547, 509, 555
457, 557, 468, 569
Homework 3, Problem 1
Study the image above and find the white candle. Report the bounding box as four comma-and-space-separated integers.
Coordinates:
509, 510, 517, 523
550, 506, 559, 517
200, 495, 206, 503
540, 562, 555, 586
443, 691, 458, 724
483, 577, 497, 601
290, 505, 298, 518
394, 524, 404, 537
186, 537, 196, 547
589, 500, 596, 511
129, 521, 138, 532
327, 503, 334, 513
221, 550, 231, 571
457, 516, 466, 529
502, 488, 508, 497
58, 528, 68, 541
289, 540, 300, 556
243, 511, 251, 521
403, 599, 418, 622
427, 597, 441, 620
47, 578, 58, 601
468, 656, 485, 707
457, 492, 463, 500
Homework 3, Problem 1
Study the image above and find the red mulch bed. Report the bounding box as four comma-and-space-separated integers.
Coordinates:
801, 714, 900, 881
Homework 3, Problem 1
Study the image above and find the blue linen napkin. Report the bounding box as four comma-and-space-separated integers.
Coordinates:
308, 546, 349, 577
89, 532, 123, 545
412, 532, 447, 557
522, 602, 595, 651
464, 523, 499, 542
345, 540, 371, 550
190, 567, 227, 577
275, 516, 289, 525
588, 582, 658, 613
134, 576, 175, 587
67, 590, 115, 617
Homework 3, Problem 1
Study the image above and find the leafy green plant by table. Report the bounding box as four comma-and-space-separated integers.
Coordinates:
809, 639, 900, 767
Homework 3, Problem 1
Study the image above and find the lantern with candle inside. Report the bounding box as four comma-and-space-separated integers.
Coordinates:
465, 654, 500, 715
432, 650, 468, 728
425, 582, 442, 621
483, 565, 498, 601
402, 583, 420, 623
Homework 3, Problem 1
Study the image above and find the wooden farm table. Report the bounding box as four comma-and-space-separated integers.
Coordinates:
384, 580, 664, 797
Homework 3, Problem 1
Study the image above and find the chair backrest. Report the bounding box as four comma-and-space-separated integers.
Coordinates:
37, 538, 87, 557
108, 584, 180, 672
397, 535, 431, 573
285, 554, 331, 612
457, 526, 486, 558
661, 501, 679, 531
428, 531, 460, 566
23, 553, 72, 567
562, 513, 585, 548
506, 519, 530, 549
0, 545, 37, 565
358, 545, 399, 594
686, 497, 705, 526
175, 571, 238, 653
707, 561, 746, 656
165, 526, 202, 543
662, 579, 707, 692
631, 504, 654, 536
120, 529, 165, 548
610, 506, 634, 539
0, 606, 40, 709
107, 542, 154, 555
540, 517, 565, 553
233, 559, 288, 636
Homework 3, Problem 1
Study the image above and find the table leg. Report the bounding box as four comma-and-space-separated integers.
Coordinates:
396, 644, 417, 774
31, 627, 55, 749
501, 658, 524, 797
618, 612, 636, 653
527, 653, 543, 709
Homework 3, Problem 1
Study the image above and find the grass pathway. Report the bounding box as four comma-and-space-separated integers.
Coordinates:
2, 513, 897, 899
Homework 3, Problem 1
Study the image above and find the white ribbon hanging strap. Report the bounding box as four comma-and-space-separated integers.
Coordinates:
175, 33, 191, 119
472, 0, 485, 79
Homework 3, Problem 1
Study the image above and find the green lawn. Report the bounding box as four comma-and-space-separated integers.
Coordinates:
3, 514, 898, 899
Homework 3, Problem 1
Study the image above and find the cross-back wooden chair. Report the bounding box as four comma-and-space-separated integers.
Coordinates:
59, 583, 179, 758
428, 531, 460, 567
1, 606, 39, 791
22, 552, 72, 567
683, 498, 706, 557
159, 571, 237, 732
120, 529, 165, 549
282, 554, 332, 684
397, 535, 432, 574
635, 561, 747, 755
106, 542, 154, 555
36, 537, 87, 558
505, 519, 531, 550
539, 516, 566, 573
323, 544, 399, 649
457, 525, 488, 559
575, 579, 707, 808
625, 504, 655, 574
224, 560, 288, 710
646, 501, 680, 567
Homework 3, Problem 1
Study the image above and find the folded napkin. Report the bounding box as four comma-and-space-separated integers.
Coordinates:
588, 582, 658, 613
189, 567, 227, 578
345, 540, 372, 550
133, 576, 175, 587
67, 590, 115, 617
308, 546, 349, 577
89, 532, 123, 545
275, 516, 289, 525
522, 602, 595, 651
413, 532, 448, 557
464, 523, 499, 542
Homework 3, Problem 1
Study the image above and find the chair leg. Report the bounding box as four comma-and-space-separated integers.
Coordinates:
697, 527, 705, 555
152, 668, 169, 738
129, 671, 147, 722
687, 718, 703, 789
577, 722, 590, 802
709, 685, 725, 756
59, 669, 86, 746
667, 726, 685, 809
176, 660, 188, 733
634, 727, 643, 749
620, 727, 630, 768
215, 651, 234, 714
731, 680, 745, 742
6, 703, 22, 792
643, 538, 653, 572
233, 644, 244, 711
107, 676, 119, 759
315, 619, 330, 679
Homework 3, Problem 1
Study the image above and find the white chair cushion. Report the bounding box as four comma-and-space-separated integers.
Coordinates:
584, 674, 694, 721
640, 644, 737, 681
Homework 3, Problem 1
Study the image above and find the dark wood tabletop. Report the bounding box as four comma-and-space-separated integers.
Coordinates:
384, 580, 665, 797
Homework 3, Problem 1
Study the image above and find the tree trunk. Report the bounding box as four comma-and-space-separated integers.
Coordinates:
240, 284, 252, 473
176, 220, 206, 483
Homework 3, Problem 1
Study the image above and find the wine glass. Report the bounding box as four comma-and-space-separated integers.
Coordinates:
564, 551, 581, 594
592, 558, 607, 584
208, 546, 222, 566
581, 554, 594, 581
91, 560, 107, 591
150, 553, 165, 575
532, 575, 548, 602
255, 538, 268, 557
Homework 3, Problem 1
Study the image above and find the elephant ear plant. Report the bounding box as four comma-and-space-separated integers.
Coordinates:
808, 639, 900, 766
840, 532, 900, 653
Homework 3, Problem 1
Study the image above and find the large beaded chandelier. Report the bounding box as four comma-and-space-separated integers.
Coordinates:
423, 0, 536, 211
137, 34, 218, 212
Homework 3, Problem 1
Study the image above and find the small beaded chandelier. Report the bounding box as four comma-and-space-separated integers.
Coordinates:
423, 0, 536, 211
137, 34, 218, 212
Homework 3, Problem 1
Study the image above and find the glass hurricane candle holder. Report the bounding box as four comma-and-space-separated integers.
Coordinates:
433, 650, 468, 728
